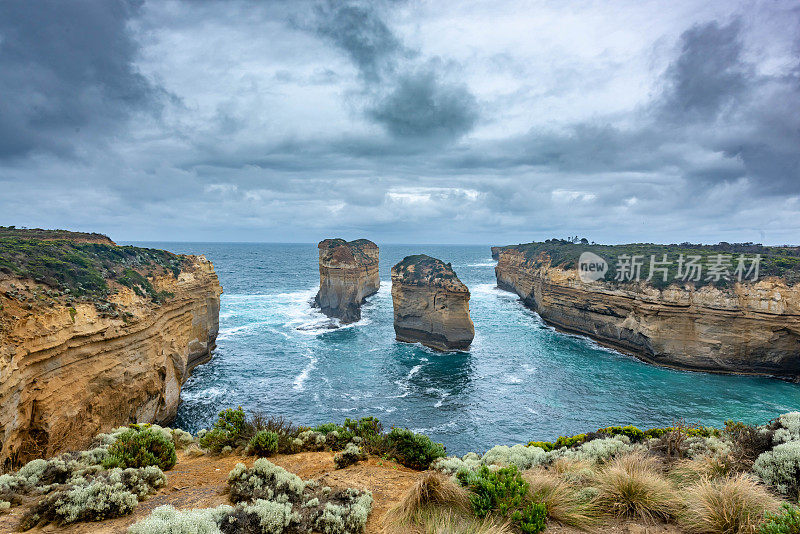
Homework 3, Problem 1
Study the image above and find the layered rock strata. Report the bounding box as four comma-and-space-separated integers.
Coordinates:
494, 246, 800, 379
0, 252, 221, 465
391, 255, 474, 351
315, 239, 380, 324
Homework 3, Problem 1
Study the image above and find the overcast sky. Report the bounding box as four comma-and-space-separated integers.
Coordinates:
1, 0, 798, 245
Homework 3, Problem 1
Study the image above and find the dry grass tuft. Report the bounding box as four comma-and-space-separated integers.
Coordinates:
669, 458, 730, 487
384, 507, 513, 534
594, 452, 682, 523
522, 468, 597, 529
681, 474, 779, 534
550, 457, 596, 484
383, 472, 474, 533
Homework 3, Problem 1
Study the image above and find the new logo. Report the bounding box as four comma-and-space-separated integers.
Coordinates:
577, 252, 608, 282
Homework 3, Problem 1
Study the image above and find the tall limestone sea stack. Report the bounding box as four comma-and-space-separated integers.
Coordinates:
315, 238, 380, 324
391, 255, 474, 351
0, 228, 222, 465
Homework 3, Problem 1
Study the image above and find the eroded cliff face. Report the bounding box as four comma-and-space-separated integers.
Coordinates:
315, 239, 380, 324
495, 247, 800, 379
391, 255, 474, 351
0, 255, 221, 465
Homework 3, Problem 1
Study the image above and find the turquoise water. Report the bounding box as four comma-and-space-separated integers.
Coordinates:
132, 242, 800, 455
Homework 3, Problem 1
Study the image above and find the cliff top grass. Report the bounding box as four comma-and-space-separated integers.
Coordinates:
318, 238, 378, 265
391, 254, 468, 291
497, 239, 800, 288
0, 226, 115, 245
0, 235, 186, 302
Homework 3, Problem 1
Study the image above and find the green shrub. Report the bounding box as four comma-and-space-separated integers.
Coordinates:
102, 428, 176, 471
482, 444, 549, 470
21, 466, 164, 529
313, 488, 373, 534
597, 425, 645, 442
214, 407, 249, 436
554, 434, 587, 448
198, 428, 234, 453
334, 444, 365, 470
342, 417, 382, 438
753, 441, 800, 495
457, 465, 530, 517
513, 501, 547, 534
760, 504, 800, 534
247, 431, 279, 457
527, 441, 555, 452
228, 459, 306, 504
127, 504, 234, 533
385, 428, 445, 470
200, 407, 251, 452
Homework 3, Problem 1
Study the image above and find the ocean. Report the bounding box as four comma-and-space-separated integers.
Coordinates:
130, 242, 800, 455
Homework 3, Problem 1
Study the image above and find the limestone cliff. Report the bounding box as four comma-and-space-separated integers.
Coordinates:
0, 238, 221, 466
391, 255, 474, 351
494, 246, 800, 379
315, 238, 380, 324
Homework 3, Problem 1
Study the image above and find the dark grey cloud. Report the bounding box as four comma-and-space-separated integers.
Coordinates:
313, 0, 479, 141
661, 20, 749, 119
314, 0, 402, 82
0, 0, 160, 160
368, 68, 478, 138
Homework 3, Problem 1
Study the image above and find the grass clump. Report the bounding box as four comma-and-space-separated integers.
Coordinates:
102, 426, 177, 471
522, 469, 597, 528
384, 472, 471, 525
593, 453, 681, 522
759, 504, 800, 534
681, 474, 778, 534
385, 428, 445, 470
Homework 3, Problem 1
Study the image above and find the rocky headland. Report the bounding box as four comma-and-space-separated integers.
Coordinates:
0, 230, 222, 466
494, 241, 800, 379
391, 255, 474, 351
315, 238, 380, 324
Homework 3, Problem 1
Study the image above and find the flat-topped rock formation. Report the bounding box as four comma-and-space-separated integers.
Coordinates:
0, 234, 221, 465
315, 238, 380, 324
391, 255, 474, 351
494, 242, 800, 379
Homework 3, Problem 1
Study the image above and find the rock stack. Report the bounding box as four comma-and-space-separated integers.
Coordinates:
315, 238, 380, 324
391, 255, 474, 351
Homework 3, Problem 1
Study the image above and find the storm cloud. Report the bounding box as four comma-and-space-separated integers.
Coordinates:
0, 0, 798, 244
0, 0, 160, 159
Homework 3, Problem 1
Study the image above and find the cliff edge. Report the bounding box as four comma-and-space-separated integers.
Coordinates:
494, 242, 800, 379
0, 231, 222, 466
391, 255, 474, 351
315, 238, 380, 324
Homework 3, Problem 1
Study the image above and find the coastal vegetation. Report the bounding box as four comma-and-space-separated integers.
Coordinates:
499, 239, 800, 287
0, 409, 797, 533
0, 233, 183, 301
391, 254, 461, 287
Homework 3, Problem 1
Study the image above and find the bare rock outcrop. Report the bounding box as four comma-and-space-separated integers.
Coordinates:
391, 255, 474, 351
315, 238, 380, 324
494, 245, 800, 379
0, 243, 221, 466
